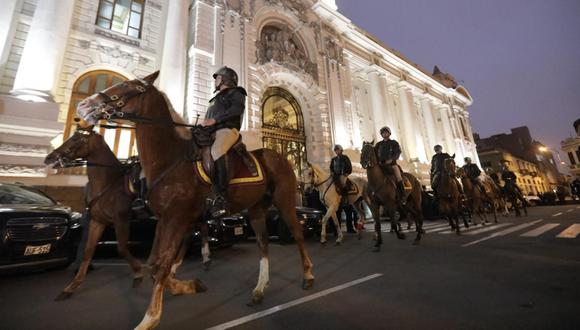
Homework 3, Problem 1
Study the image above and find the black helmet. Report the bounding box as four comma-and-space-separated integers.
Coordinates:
334, 144, 343, 151
213, 66, 238, 86
434, 145, 443, 152
464, 157, 472, 162
379, 126, 391, 135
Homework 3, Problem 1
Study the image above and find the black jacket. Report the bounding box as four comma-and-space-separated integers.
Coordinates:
375, 139, 401, 164
330, 155, 352, 176
430, 152, 452, 175
462, 163, 481, 179
205, 87, 247, 130
501, 170, 517, 183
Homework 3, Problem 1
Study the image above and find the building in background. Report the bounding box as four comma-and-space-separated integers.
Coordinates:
475, 126, 565, 192
478, 147, 547, 196
561, 119, 580, 179
0, 0, 477, 190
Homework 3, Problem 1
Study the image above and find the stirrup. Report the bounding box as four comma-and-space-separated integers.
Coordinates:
207, 195, 228, 218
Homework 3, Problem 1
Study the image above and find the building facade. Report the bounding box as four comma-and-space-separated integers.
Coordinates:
0, 0, 477, 188
478, 147, 548, 196
474, 126, 563, 191
561, 119, 580, 179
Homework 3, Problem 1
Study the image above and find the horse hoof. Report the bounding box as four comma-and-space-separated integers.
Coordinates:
54, 291, 72, 301
203, 260, 212, 271
132, 276, 144, 288
302, 278, 314, 290
251, 291, 264, 305
320, 240, 327, 245
194, 279, 208, 293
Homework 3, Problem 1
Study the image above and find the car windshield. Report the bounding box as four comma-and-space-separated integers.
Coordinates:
0, 185, 55, 205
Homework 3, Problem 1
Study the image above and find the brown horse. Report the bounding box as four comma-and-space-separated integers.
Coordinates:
44, 126, 145, 299
76, 71, 314, 330
436, 158, 467, 234
360, 141, 424, 250
456, 168, 488, 226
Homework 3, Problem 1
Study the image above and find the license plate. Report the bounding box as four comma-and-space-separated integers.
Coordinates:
234, 226, 244, 236
24, 244, 51, 256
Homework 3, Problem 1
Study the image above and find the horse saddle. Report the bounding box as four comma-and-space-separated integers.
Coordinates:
335, 178, 359, 195
194, 136, 264, 186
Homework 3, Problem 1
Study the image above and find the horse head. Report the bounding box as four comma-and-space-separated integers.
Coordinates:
444, 157, 456, 176
77, 71, 160, 125
360, 140, 377, 169
44, 125, 97, 168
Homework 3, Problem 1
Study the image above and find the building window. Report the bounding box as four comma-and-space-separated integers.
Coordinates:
96, 0, 144, 38
64, 70, 136, 160
569, 152, 577, 165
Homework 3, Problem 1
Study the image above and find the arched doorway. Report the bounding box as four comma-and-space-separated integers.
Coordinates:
261, 87, 307, 178
64, 70, 137, 159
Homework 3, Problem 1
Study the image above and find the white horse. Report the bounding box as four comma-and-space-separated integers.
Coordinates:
304, 163, 369, 244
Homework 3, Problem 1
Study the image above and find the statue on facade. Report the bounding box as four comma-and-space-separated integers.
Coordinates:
432, 65, 458, 89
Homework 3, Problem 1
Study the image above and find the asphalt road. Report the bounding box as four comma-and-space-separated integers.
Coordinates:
1, 204, 579, 330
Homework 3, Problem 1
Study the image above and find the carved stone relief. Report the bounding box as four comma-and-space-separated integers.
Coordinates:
324, 37, 343, 64
78, 39, 150, 66
255, 25, 318, 81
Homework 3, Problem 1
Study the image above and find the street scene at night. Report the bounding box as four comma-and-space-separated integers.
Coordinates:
0, 0, 579, 329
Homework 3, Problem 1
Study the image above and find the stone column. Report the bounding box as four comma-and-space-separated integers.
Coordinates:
421, 96, 438, 156
12, 0, 75, 100
438, 105, 456, 155
0, 0, 18, 61
398, 84, 418, 160
159, 0, 189, 115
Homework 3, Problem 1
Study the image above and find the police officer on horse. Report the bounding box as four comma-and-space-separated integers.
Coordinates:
201, 66, 247, 217
330, 144, 352, 198
462, 157, 488, 198
375, 126, 405, 206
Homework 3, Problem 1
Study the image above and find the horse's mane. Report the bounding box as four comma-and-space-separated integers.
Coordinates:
310, 163, 328, 179
158, 91, 192, 140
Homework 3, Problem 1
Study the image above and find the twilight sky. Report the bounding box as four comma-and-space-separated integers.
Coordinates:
337, 0, 580, 154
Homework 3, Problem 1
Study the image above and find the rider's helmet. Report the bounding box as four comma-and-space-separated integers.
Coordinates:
434, 145, 443, 152
379, 126, 391, 135
464, 157, 472, 163
213, 66, 238, 87
333, 144, 343, 152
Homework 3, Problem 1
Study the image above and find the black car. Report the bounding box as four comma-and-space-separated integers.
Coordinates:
96, 201, 247, 254
0, 183, 82, 273
244, 206, 324, 243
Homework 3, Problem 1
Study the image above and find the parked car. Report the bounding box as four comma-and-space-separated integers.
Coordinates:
0, 183, 83, 274
244, 206, 324, 243
524, 194, 541, 206
97, 200, 247, 255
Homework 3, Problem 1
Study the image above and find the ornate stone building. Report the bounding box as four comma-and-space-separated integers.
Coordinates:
0, 0, 477, 188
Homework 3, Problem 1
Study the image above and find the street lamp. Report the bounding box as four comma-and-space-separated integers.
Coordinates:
537, 146, 566, 165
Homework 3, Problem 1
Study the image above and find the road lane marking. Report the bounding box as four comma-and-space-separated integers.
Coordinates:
552, 212, 563, 217
567, 209, 574, 213
556, 224, 580, 238
401, 222, 449, 232
441, 223, 511, 235
462, 220, 543, 247
426, 226, 452, 233
521, 223, 558, 237
205, 273, 383, 330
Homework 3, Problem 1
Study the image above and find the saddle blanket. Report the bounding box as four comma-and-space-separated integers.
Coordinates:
195, 152, 264, 186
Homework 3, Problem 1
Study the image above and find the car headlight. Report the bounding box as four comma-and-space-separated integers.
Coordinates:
70, 211, 83, 229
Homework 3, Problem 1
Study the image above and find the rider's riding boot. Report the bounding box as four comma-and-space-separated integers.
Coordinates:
396, 181, 406, 206
209, 157, 229, 218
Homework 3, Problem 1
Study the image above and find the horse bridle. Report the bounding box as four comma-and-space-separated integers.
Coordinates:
360, 143, 377, 169
94, 79, 150, 121
53, 130, 91, 167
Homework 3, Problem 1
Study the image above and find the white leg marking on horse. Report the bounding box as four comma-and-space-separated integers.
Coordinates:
135, 312, 159, 330
206, 273, 383, 330
202, 243, 211, 263
254, 257, 269, 293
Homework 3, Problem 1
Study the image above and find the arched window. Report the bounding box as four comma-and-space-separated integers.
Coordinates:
64, 70, 137, 160
262, 87, 306, 177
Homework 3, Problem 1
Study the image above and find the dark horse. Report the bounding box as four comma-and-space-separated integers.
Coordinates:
45, 126, 145, 298
360, 141, 424, 250
504, 181, 528, 217
45, 127, 213, 300
436, 158, 467, 234
77, 71, 314, 330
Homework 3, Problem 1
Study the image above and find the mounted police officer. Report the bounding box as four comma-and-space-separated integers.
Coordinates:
201, 66, 247, 217
462, 157, 487, 197
375, 126, 405, 206
500, 163, 524, 199
430, 145, 452, 193
330, 144, 352, 197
